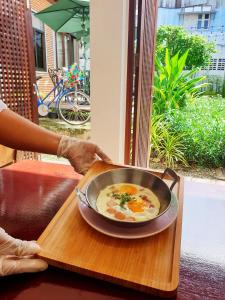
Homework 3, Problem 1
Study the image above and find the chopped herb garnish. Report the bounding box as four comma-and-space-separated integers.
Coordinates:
112, 193, 134, 208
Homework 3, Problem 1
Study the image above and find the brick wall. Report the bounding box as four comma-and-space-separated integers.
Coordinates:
31, 0, 55, 99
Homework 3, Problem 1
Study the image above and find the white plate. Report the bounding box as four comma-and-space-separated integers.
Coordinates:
78, 193, 178, 239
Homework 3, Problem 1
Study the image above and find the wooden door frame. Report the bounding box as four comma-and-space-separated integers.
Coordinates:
124, 0, 158, 167
25, 1, 39, 124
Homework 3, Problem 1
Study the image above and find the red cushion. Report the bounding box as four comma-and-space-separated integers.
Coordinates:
0, 161, 82, 240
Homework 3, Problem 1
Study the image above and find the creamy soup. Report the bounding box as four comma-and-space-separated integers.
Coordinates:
96, 183, 160, 222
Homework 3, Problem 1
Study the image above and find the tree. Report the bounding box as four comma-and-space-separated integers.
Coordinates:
156, 26, 216, 70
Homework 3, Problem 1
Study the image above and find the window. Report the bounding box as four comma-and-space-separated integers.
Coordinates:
218, 58, 225, 71
56, 33, 76, 68
202, 58, 225, 71
209, 58, 217, 70
32, 13, 46, 71
159, 0, 167, 7
175, 0, 181, 8
65, 34, 75, 66
197, 13, 210, 29
56, 33, 63, 68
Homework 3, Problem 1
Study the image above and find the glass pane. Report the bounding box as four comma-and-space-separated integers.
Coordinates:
197, 20, 202, 29
36, 32, 44, 69
64, 36, 68, 67
33, 30, 37, 67
34, 30, 44, 69
32, 13, 44, 31
73, 39, 78, 63
57, 33, 63, 68
204, 20, 209, 29
67, 36, 74, 66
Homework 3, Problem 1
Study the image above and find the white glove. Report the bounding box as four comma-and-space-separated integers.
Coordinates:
0, 228, 48, 276
57, 136, 112, 174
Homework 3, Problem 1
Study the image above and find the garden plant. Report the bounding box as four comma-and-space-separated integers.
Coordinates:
151, 40, 225, 171
153, 48, 207, 114
150, 115, 188, 168
166, 96, 225, 168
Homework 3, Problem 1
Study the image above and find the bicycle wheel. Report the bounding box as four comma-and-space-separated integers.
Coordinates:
58, 90, 91, 125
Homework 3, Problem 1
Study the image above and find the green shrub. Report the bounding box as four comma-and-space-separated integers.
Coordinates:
204, 75, 223, 96
222, 79, 225, 98
153, 48, 207, 115
166, 96, 225, 167
156, 26, 216, 70
150, 115, 188, 168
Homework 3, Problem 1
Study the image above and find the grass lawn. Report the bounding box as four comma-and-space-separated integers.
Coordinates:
39, 117, 90, 140
39, 117, 90, 163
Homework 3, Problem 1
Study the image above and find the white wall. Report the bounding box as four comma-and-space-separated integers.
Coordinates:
183, 14, 198, 28
90, 0, 129, 163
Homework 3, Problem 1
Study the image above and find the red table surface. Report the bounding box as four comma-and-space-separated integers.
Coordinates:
0, 160, 225, 300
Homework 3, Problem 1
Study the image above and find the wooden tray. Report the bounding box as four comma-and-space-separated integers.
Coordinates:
37, 161, 184, 297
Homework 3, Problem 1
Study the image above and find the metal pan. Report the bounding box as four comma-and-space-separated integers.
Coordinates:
76, 167, 178, 227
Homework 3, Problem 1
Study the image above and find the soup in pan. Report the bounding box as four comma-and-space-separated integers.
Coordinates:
96, 183, 160, 222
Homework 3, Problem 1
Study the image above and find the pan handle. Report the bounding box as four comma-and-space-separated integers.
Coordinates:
75, 188, 92, 208
161, 168, 178, 191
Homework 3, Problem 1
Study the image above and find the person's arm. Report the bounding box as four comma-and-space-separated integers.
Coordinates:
0, 109, 61, 154
0, 108, 111, 174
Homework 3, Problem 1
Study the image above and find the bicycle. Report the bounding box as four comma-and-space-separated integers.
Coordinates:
34, 71, 91, 126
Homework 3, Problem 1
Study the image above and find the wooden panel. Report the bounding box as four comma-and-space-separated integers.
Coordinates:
0, 0, 37, 122
133, 0, 158, 167
0, 0, 39, 160
38, 161, 184, 297
124, 0, 136, 164
125, 0, 158, 167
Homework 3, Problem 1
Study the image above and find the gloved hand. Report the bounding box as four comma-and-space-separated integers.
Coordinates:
0, 228, 48, 276
57, 136, 112, 174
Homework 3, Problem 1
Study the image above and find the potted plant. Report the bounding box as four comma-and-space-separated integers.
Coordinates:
48, 107, 58, 119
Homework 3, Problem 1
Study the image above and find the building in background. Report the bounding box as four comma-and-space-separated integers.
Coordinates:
31, 0, 86, 98
158, 0, 225, 77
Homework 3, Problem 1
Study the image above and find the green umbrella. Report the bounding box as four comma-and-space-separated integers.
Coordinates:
35, 0, 89, 39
